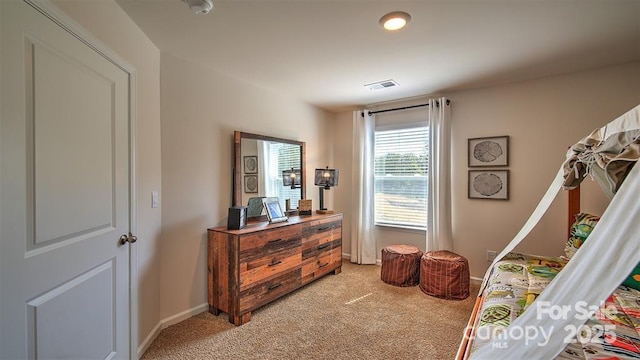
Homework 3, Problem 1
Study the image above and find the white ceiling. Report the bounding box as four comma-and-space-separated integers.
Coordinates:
115, 0, 640, 113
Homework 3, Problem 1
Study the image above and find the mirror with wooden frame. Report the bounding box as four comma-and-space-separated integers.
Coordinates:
233, 131, 306, 219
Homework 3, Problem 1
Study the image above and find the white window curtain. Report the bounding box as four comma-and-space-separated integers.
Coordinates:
426, 98, 453, 252
351, 110, 376, 264
257, 140, 269, 196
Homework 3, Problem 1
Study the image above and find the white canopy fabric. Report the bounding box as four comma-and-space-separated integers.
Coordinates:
563, 105, 640, 193
471, 105, 640, 359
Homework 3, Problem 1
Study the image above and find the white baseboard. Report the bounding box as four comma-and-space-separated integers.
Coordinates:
137, 302, 209, 359
342, 252, 382, 265
137, 321, 162, 359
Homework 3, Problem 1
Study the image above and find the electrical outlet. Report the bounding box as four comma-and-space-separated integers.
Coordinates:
487, 250, 497, 262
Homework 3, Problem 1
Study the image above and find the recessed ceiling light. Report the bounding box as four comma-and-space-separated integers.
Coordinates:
379, 11, 411, 31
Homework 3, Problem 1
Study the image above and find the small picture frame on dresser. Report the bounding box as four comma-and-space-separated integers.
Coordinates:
263, 198, 288, 223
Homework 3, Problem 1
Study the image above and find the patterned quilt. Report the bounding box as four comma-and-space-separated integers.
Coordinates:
471, 252, 640, 359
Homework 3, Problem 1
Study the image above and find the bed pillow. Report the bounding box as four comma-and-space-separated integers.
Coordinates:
563, 213, 600, 259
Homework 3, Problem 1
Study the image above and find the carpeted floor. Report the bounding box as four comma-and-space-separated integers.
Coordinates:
142, 260, 479, 359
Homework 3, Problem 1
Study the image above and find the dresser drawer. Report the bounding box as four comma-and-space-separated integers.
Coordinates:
240, 246, 301, 290
302, 238, 341, 261
301, 216, 342, 283
239, 225, 302, 289
240, 224, 302, 259
302, 218, 342, 246
240, 268, 302, 313
302, 246, 341, 283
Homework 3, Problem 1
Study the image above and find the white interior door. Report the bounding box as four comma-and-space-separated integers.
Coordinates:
1, 1, 133, 358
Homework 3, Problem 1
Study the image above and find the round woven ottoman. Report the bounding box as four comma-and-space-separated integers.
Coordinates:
420, 250, 470, 300
380, 245, 423, 287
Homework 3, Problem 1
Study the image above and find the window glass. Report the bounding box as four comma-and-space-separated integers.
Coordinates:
374, 126, 428, 229
268, 142, 301, 209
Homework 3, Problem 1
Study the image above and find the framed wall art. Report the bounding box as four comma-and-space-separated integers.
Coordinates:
243, 155, 258, 174
244, 175, 258, 193
468, 170, 509, 200
468, 136, 509, 167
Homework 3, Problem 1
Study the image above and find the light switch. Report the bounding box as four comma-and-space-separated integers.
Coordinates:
151, 191, 159, 208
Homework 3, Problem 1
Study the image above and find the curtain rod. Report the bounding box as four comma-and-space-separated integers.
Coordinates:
366, 99, 450, 115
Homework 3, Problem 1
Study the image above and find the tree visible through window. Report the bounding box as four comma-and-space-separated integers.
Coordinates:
374, 126, 428, 229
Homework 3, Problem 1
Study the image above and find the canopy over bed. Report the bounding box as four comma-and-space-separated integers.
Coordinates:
469, 104, 640, 359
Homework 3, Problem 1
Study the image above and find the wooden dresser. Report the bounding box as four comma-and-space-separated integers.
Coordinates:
207, 213, 342, 325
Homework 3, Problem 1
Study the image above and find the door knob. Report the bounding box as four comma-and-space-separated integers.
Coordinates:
119, 233, 138, 245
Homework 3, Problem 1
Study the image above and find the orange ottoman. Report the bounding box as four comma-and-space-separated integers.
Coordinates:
420, 250, 470, 300
380, 245, 423, 287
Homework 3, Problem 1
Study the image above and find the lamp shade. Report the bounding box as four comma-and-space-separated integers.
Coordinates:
314, 167, 339, 189
282, 168, 301, 187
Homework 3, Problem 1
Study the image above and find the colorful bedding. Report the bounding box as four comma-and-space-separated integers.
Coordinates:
470, 252, 640, 359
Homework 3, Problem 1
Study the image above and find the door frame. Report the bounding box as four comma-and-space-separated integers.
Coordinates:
24, 0, 139, 358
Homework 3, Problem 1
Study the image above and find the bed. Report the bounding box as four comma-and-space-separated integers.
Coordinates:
457, 104, 640, 359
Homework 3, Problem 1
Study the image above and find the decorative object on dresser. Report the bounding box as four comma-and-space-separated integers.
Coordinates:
227, 206, 247, 230
314, 166, 339, 214
208, 213, 343, 325
262, 197, 288, 224
298, 199, 312, 215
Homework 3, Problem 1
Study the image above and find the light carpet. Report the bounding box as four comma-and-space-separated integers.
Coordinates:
142, 260, 479, 359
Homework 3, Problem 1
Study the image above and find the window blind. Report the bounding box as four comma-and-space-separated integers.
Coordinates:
374, 126, 428, 229
269, 142, 301, 208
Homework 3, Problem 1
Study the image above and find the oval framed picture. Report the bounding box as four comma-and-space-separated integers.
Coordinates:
244, 155, 258, 174
468, 170, 509, 200
244, 175, 258, 193
468, 136, 509, 167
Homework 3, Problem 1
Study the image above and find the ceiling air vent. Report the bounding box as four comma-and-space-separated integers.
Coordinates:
365, 79, 399, 91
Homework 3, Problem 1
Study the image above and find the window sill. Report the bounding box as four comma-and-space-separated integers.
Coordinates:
375, 223, 426, 234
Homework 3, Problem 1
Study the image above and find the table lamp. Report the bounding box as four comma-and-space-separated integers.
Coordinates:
314, 166, 339, 214
282, 168, 301, 189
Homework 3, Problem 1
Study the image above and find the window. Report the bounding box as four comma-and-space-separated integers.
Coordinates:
265, 142, 301, 209
374, 126, 428, 229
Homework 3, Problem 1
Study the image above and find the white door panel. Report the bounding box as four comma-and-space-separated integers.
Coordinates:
30, 33, 125, 250
1, 1, 132, 358
27, 261, 115, 359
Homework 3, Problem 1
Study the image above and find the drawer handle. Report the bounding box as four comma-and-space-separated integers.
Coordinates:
317, 227, 330, 231
319, 262, 330, 268
267, 238, 282, 244
267, 283, 282, 291
318, 243, 330, 250
268, 260, 282, 267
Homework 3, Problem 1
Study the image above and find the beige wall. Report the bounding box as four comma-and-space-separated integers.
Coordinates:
50, 0, 163, 353
159, 53, 334, 319
450, 62, 639, 278
334, 62, 640, 277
